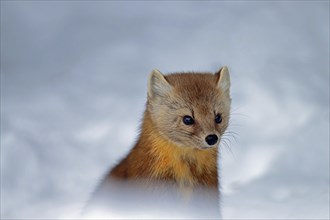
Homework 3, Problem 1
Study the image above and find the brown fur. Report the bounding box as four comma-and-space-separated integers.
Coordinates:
110, 111, 219, 188
106, 68, 231, 192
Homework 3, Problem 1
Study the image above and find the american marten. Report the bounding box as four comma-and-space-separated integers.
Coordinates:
85, 67, 231, 218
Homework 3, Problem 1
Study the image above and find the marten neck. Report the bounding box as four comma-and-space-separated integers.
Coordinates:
137, 110, 219, 187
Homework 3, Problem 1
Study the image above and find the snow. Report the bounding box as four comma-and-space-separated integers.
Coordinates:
1, 1, 329, 219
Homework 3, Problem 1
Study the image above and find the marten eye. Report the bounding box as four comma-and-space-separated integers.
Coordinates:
215, 114, 222, 124
183, 115, 194, 125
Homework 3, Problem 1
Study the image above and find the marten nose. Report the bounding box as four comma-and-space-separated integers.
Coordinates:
205, 134, 218, 146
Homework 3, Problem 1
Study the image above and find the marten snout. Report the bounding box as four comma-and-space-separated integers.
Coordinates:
205, 134, 218, 146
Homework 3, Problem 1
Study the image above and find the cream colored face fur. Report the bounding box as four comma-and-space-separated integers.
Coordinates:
147, 67, 231, 150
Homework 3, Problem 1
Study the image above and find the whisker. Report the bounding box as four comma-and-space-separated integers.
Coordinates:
227, 123, 242, 127
223, 131, 239, 139
230, 106, 245, 113
230, 112, 250, 118
222, 134, 238, 144
220, 138, 235, 159
221, 136, 232, 145
224, 132, 240, 140
225, 130, 239, 135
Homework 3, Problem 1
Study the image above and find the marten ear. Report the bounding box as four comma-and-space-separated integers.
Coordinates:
215, 66, 230, 93
148, 69, 172, 99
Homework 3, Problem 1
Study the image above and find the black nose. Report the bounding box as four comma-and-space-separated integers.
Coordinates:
205, 134, 218, 146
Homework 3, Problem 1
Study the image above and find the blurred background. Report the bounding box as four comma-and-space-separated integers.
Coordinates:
1, 1, 329, 219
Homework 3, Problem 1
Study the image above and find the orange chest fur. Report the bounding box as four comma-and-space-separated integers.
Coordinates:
146, 135, 218, 187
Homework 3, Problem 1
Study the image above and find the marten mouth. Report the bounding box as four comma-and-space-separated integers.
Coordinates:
197, 144, 218, 150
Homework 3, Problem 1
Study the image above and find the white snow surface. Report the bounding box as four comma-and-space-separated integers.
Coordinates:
1, 1, 329, 219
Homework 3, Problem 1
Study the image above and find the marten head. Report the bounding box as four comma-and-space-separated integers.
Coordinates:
147, 67, 231, 150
